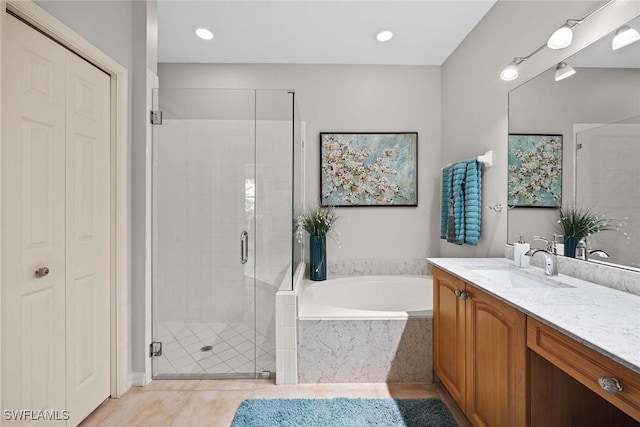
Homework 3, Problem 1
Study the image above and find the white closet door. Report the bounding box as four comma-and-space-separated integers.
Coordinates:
2, 14, 111, 426
64, 52, 111, 426
1, 14, 67, 423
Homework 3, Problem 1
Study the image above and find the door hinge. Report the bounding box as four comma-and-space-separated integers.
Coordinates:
576, 143, 583, 150
150, 341, 163, 357
150, 110, 163, 125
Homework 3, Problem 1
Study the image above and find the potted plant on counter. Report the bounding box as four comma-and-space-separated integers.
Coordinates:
558, 206, 616, 258
297, 206, 339, 281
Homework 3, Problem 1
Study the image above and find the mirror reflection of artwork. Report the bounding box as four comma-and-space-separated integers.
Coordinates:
508, 134, 562, 207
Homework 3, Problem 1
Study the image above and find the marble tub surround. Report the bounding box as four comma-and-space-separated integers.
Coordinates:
298, 318, 432, 383
327, 258, 428, 276
428, 257, 640, 374
274, 263, 304, 385
505, 244, 640, 296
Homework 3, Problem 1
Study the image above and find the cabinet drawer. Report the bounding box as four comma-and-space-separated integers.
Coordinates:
528, 317, 640, 422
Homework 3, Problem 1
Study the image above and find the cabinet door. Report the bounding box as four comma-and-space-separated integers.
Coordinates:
433, 267, 467, 410
465, 284, 527, 427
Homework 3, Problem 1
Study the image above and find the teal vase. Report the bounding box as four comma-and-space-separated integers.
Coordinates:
564, 236, 580, 258
309, 235, 326, 281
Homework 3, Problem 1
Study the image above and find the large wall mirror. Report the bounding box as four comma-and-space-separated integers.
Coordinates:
508, 15, 640, 270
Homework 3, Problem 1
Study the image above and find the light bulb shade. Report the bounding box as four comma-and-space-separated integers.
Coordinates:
500, 64, 519, 81
554, 62, 576, 81
547, 25, 573, 49
612, 25, 640, 50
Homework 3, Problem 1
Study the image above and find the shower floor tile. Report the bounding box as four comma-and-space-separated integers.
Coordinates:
153, 321, 275, 377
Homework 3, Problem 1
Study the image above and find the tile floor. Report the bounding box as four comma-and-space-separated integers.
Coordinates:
153, 322, 275, 376
79, 380, 470, 427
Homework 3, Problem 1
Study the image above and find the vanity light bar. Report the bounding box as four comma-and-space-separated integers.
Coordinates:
500, 0, 614, 81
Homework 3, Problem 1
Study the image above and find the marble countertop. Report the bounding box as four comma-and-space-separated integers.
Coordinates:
427, 257, 640, 374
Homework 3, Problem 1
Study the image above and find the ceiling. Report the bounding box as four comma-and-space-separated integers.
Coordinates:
157, 1, 497, 65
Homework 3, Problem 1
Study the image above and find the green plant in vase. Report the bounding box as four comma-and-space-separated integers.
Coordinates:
296, 206, 339, 281
557, 206, 617, 257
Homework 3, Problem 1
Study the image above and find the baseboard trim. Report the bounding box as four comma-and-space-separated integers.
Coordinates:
131, 372, 149, 387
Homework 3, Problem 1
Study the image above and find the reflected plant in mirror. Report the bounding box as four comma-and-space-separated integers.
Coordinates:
557, 206, 618, 258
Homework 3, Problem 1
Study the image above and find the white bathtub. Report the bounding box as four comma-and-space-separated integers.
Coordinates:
299, 275, 433, 320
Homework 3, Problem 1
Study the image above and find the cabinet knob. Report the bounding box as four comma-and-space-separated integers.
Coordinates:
460, 291, 471, 300
454, 289, 462, 297
35, 267, 50, 278
599, 376, 623, 394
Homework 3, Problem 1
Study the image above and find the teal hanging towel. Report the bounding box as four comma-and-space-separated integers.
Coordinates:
440, 159, 482, 246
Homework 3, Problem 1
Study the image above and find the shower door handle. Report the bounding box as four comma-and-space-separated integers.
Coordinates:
240, 231, 249, 264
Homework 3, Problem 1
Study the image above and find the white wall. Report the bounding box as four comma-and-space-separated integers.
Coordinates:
440, 0, 640, 257
158, 64, 442, 264
508, 66, 640, 245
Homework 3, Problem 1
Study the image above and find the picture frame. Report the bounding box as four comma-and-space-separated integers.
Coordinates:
508, 133, 562, 208
320, 132, 418, 207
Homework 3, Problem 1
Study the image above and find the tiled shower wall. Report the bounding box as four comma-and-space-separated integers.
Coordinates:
154, 119, 292, 330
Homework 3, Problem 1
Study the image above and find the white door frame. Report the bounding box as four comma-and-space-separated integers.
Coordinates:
0, 0, 130, 405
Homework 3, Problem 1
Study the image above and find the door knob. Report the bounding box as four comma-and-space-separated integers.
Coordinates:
35, 267, 50, 278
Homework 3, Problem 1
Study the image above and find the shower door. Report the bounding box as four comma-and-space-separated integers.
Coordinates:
151, 89, 260, 378
151, 88, 296, 379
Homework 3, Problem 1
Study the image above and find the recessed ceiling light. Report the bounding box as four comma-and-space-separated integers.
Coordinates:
375, 30, 393, 42
194, 27, 214, 40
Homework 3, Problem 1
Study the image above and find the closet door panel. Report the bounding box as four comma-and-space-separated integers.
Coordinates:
65, 52, 111, 426
1, 14, 67, 421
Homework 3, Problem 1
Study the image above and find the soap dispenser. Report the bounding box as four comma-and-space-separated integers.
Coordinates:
514, 234, 530, 268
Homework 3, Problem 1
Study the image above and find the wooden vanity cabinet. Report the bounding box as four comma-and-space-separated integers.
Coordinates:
433, 267, 528, 427
433, 267, 467, 408
528, 318, 640, 424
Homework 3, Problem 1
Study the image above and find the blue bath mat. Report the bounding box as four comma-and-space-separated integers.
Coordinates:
230, 397, 457, 427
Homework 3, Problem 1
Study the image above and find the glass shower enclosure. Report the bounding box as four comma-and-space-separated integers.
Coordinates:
151, 88, 301, 379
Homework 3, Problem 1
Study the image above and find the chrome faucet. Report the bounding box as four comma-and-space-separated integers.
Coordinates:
589, 249, 610, 259
575, 238, 610, 261
525, 236, 558, 276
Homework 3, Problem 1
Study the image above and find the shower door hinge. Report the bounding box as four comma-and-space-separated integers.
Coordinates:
150, 110, 163, 125
150, 341, 163, 357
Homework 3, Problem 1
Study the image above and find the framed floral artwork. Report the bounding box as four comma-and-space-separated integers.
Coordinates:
320, 132, 418, 207
508, 134, 562, 207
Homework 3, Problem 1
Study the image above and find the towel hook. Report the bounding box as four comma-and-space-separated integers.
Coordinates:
486, 204, 504, 212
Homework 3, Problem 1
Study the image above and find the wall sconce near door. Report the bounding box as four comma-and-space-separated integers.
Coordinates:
554, 62, 576, 81
612, 25, 640, 50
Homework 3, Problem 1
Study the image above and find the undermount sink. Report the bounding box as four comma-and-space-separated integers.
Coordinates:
467, 266, 575, 289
